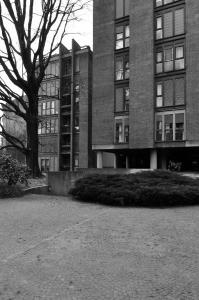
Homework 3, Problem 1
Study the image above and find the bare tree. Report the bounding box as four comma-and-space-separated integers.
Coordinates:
0, 0, 90, 177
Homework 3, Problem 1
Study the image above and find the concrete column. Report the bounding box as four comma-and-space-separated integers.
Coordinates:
97, 151, 103, 169
150, 149, 157, 170
126, 155, 130, 169
113, 154, 117, 169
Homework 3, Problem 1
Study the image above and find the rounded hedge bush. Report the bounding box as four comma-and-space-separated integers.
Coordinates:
0, 183, 23, 199
69, 170, 199, 207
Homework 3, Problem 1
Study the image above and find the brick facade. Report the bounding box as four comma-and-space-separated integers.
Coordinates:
130, 0, 154, 149
93, 0, 199, 170
92, 0, 115, 146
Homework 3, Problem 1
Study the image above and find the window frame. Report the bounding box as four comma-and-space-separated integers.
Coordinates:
156, 42, 185, 74
115, 0, 130, 19
38, 118, 59, 135
41, 158, 50, 173
155, 110, 185, 142
115, 23, 130, 50
115, 53, 129, 81
38, 100, 58, 116
155, 75, 185, 108
114, 116, 129, 144
155, 0, 184, 8
155, 7, 185, 40
115, 85, 130, 113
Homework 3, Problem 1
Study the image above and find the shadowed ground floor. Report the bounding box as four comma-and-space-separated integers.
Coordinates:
0, 194, 199, 299
96, 147, 199, 171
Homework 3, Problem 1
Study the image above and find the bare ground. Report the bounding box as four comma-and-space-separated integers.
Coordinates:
0, 194, 199, 299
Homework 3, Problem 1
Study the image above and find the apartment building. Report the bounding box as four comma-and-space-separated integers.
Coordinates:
93, 0, 199, 170
38, 40, 92, 172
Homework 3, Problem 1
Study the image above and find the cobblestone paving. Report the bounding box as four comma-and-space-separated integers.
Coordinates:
0, 195, 199, 299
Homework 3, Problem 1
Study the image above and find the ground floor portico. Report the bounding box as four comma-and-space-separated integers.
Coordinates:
95, 147, 199, 172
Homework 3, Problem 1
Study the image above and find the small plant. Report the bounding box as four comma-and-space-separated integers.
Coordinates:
0, 153, 30, 186
168, 160, 182, 172
0, 183, 23, 198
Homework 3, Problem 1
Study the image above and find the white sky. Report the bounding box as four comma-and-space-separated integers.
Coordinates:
64, 3, 93, 49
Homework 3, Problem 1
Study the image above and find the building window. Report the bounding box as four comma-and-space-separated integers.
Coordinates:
156, 44, 185, 73
115, 54, 129, 81
46, 101, 51, 115
156, 17, 163, 40
45, 61, 59, 78
62, 78, 71, 95
41, 159, 50, 173
155, 8, 184, 40
115, 116, 129, 144
116, 0, 130, 19
38, 119, 58, 135
115, 86, 129, 112
164, 48, 173, 72
175, 113, 184, 141
38, 100, 58, 116
155, 111, 185, 142
116, 122, 123, 143
63, 58, 72, 76
124, 125, 129, 143
156, 51, 163, 73
165, 114, 173, 141
155, 76, 185, 107
155, 0, 183, 8
61, 95, 71, 106
156, 82, 163, 107
175, 46, 185, 69
116, 24, 130, 49
38, 102, 42, 116
39, 79, 59, 97
156, 115, 163, 141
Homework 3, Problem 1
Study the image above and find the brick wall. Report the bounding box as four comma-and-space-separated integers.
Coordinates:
92, 0, 115, 146
186, 0, 199, 143
130, 0, 154, 149
79, 51, 92, 168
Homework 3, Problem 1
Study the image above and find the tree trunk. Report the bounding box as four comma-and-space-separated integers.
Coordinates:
26, 113, 41, 178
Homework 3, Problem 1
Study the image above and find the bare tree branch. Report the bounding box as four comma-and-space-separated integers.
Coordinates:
0, 0, 91, 176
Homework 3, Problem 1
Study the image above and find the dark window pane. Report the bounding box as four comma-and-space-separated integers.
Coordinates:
175, 78, 185, 105
164, 12, 173, 38
175, 113, 184, 140
164, 80, 173, 106
165, 114, 173, 141
175, 9, 184, 35
116, 0, 123, 18
115, 88, 123, 112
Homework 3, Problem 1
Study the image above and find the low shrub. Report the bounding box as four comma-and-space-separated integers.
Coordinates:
0, 183, 23, 198
69, 170, 199, 207
0, 153, 30, 186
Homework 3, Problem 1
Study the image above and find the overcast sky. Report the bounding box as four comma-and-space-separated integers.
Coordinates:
60, 2, 93, 50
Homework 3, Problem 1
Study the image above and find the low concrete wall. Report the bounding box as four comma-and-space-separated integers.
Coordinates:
23, 185, 49, 195
48, 168, 147, 196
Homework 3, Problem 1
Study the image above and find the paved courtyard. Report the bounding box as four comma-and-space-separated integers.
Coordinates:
0, 195, 199, 299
